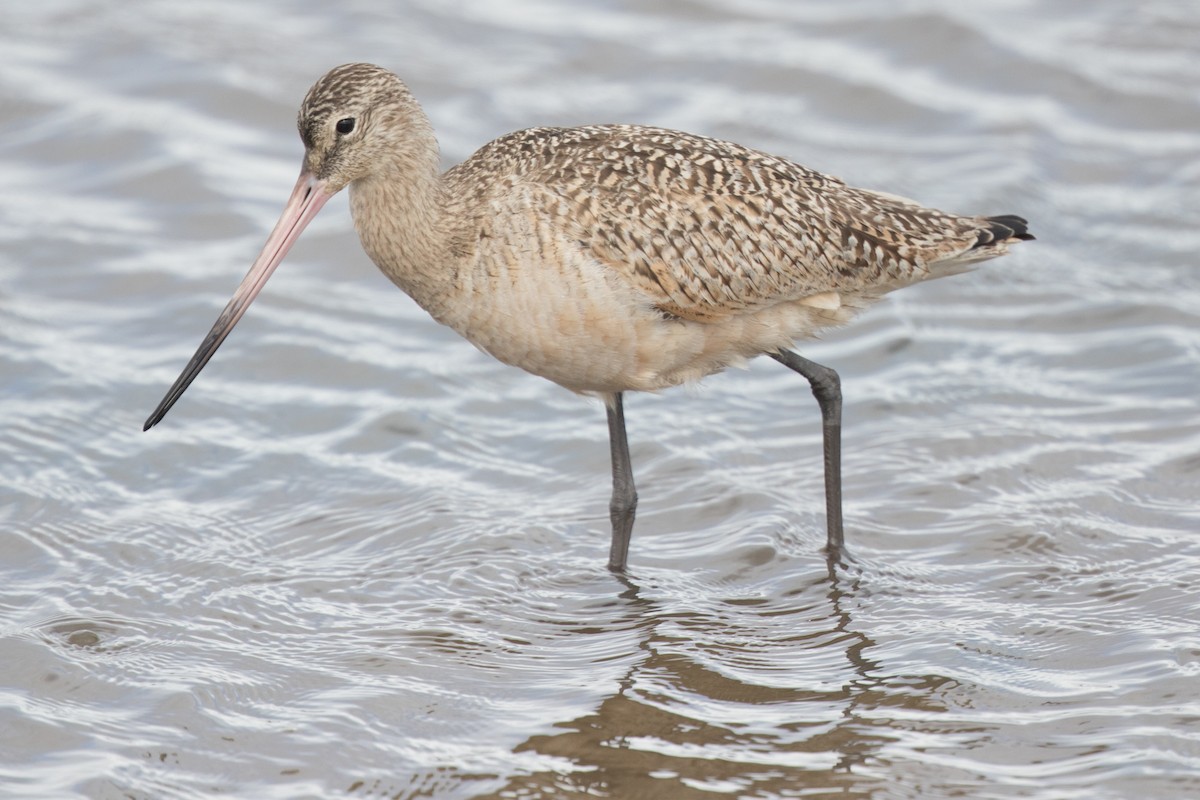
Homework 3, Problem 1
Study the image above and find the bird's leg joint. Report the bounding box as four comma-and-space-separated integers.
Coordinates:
609, 485, 638, 518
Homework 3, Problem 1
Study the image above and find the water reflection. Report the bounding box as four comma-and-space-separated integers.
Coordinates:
471, 554, 894, 797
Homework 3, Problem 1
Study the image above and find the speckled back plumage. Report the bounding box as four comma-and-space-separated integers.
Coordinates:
445, 124, 1031, 324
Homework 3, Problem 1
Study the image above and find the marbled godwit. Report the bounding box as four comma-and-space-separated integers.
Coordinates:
145, 63, 1033, 571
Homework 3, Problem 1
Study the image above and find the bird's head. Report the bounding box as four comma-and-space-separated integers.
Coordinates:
297, 63, 434, 194
143, 63, 433, 431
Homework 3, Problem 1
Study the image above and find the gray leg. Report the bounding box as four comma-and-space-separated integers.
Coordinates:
769, 350, 845, 551
606, 392, 638, 572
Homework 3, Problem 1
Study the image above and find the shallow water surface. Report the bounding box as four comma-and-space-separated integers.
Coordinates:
2, 1, 1199, 798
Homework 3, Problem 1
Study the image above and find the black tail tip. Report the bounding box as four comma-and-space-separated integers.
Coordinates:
984, 214, 1035, 242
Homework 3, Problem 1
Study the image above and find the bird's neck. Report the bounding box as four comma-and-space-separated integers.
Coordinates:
349, 140, 460, 322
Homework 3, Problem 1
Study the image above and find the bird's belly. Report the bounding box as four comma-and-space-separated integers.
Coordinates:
443, 255, 867, 395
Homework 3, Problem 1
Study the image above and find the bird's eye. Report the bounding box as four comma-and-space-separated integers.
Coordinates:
335, 117, 356, 135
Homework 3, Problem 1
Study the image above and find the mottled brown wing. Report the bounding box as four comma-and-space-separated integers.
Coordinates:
498, 125, 992, 323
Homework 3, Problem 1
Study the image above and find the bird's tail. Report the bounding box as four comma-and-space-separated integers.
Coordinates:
976, 214, 1035, 248
942, 213, 1035, 268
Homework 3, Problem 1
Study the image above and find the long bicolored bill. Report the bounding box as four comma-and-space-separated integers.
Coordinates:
143, 170, 334, 431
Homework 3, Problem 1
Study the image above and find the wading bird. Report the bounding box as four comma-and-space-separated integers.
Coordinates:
145, 63, 1033, 571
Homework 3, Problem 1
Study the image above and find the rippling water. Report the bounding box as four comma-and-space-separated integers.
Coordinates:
2, 1, 1199, 797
